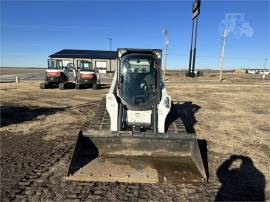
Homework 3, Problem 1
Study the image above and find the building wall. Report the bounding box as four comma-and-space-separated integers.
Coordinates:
92, 58, 118, 72
50, 57, 117, 72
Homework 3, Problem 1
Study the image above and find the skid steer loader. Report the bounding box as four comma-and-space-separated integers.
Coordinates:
66, 48, 206, 184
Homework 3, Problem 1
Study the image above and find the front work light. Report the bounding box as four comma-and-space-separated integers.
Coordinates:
118, 49, 128, 58
163, 97, 170, 108
152, 49, 162, 59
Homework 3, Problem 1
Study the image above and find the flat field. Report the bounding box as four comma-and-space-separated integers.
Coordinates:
0, 67, 45, 75
0, 69, 269, 201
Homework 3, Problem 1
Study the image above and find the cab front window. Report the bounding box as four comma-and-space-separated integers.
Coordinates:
119, 54, 157, 107
48, 59, 63, 69
80, 61, 93, 71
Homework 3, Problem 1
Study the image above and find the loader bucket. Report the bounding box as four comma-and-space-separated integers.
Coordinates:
66, 130, 207, 184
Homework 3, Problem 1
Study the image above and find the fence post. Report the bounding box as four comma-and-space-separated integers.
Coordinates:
16, 76, 20, 84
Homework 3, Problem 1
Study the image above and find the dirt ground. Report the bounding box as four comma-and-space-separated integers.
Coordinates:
0, 71, 269, 201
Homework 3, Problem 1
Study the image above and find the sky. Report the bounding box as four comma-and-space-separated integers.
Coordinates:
0, 0, 269, 69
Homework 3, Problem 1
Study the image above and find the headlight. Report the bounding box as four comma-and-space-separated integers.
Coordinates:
153, 49, 162, 59
107, 95, 115, 101
118, 49, 128, 58
163, 97, 170, 108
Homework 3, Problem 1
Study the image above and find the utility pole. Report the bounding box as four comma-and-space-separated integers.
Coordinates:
219, 29, 228, 83
163, 29, 169, 81
107, 37, 112, 51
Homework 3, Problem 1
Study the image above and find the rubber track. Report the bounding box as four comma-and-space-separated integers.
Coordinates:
85, 98, 187, 133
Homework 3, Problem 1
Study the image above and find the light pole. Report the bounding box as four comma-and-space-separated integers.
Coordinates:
163, 29, 169, 81
107, 37, 112, 51
187, 0, 201, 77
263, 58, 267, 69
107, 37, 112, 72
219, 29, 228, 83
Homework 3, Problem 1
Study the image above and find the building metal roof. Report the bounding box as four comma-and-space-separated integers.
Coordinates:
49, 49, 117, 59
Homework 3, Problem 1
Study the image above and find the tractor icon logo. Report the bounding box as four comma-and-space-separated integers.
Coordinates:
219, 13, 254, 38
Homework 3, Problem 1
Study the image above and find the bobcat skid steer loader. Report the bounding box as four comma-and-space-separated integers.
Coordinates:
66, 49, 206, 184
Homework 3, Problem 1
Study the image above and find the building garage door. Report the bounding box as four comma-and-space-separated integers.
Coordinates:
95, 61, 107, 73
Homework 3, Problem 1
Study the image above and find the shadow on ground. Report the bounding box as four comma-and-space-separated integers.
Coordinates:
165, 101, 209, 180
165, 101, 201, 133
67, 131, 99, 177
174, 101, 201, 133
216, 155, 265, 201
0, 106, 64, 127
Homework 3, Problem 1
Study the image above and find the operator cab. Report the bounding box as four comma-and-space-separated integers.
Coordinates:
79, 61, 94, 72
78, 61, 95, 79
117, 49, 162, 110
115, 49, 162, 132
48, 59, 64, 70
